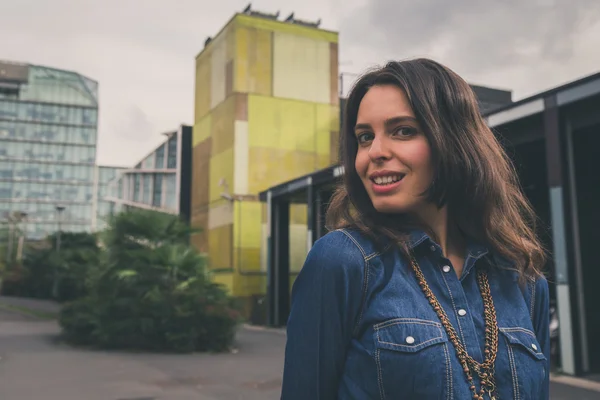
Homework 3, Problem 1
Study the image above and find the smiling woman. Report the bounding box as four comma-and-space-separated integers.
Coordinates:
281, 58, 550, 400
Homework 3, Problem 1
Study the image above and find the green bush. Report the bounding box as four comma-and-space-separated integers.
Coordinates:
58, 209, 242, 353
1, 232, 101, 302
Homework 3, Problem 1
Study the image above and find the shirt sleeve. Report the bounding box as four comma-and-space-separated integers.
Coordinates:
280, 231, 366, 400
533, 276, 551, 400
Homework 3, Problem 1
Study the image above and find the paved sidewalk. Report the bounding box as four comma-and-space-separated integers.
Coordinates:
0, 296, 599, 399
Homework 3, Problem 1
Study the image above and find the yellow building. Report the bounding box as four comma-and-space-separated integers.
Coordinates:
190, 10, 339, 317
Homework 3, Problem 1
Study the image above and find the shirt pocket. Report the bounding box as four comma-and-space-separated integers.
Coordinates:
373, 318, 451, 400
498, 327, 547, 400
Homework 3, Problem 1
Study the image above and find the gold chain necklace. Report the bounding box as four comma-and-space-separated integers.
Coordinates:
409, 254, 499, 400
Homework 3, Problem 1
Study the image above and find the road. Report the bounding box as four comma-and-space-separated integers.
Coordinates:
0, 305, 599, 399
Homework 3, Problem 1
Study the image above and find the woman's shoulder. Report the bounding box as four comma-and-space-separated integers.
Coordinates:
313, 228, 384, 262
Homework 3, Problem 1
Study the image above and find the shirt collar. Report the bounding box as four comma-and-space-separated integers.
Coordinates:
408, 229, 486, 253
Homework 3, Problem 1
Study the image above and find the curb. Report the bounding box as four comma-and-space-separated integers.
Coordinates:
242, 323, 286, 335
0, 303, 58, 320
550, 373, 600, 393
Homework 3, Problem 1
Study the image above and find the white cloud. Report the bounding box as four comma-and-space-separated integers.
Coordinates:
1, 0, 598, 166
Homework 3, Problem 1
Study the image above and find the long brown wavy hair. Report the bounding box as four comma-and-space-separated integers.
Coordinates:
326, 58, 546, 279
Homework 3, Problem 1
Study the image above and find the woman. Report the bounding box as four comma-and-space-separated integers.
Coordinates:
280, 58, 550, 400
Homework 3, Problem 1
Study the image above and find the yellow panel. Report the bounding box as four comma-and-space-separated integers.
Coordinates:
247, 147, 318, 193
233, 121, 249, 194
233, 247, 261, 272
234, 200, 262, 249
330, 105, 340, 131
226, 25, 236, 62
249, 28, 272, 96
234, 14, 338, 43
259, 222, 268, 271
289, 223, 308, 272
211, 95, 236, 155
208, 224, 232, 270
208, 202, 233, 229
247, 95, 333, 153
233, 273, 266, 298
209, 148, 234, 202
235, 26, 272, 96
210, 36, 227, 109
212, 272, 234, 293
290, 204, 307, 224
193, 114, 211, 146
318, 153, 332, 169
235, 26, 249, 94
195, 57, 211, 122
273, 32, 330, 103
316, 105, 333, 156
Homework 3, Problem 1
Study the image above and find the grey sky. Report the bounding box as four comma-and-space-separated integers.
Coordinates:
1, 0, 599, 166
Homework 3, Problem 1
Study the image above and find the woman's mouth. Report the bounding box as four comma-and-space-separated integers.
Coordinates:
369, 173, 405, 194
371, 174, 404, 186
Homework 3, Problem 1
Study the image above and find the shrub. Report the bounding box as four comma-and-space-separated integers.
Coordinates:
58, 209, 242, 353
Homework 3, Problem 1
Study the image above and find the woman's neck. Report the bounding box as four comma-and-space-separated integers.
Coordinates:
415, 204, 466, 260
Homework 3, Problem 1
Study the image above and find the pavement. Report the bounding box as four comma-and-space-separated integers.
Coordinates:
0, 297, 599, 400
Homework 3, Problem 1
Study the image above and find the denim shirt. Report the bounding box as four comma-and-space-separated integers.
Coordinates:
281, 228, 550, 400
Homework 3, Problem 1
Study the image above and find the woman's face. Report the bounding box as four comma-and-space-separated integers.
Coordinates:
354, 84, 434, 215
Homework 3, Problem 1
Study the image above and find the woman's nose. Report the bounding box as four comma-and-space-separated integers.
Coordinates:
368, 136, 391, 161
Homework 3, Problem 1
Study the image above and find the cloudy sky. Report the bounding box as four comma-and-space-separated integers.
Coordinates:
2, 0, 599, 166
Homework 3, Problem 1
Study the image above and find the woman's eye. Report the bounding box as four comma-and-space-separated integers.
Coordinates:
393, 127, 417, 137
357, 132, 373, 143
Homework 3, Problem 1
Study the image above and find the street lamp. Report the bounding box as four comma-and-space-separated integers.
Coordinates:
55, 205, 65, 253
52, 205, 65, 299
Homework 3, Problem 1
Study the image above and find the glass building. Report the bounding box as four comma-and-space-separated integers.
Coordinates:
105, 125, 192, 223
0, 60, 98, 239
93, 165, 126, 231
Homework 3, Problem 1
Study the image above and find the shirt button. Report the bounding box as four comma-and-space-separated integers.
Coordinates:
458, 309, 467, 316
442, 265, 451, 273
532, 344, 538, 351
406, 336, 415, 344
430, 245, 436, 252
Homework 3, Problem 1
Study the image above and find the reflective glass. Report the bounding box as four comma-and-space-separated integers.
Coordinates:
164, 174, 177, 211
152, 173, 163, 207
167, 136, 177, 169
155, 144, 165, 169
142, 174, 152, 204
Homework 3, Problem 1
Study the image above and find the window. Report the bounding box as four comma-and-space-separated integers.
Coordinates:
155, 144, 165, 169
143, 174, 152, 204
164, 174, 177, 211
133, 174, 141, 202
167, 136, 177, 169
152, 173, 163, 207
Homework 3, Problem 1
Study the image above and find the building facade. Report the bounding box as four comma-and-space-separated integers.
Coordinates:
190, 8, 339, 312
93, 165, 126, 231
0, 60, 98, 239
104, 125, 192, 223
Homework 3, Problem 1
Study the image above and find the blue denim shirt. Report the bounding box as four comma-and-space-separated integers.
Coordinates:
281, 228, 550, 400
